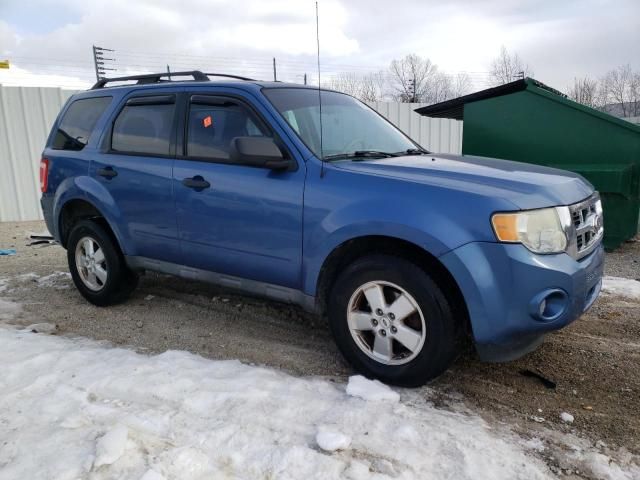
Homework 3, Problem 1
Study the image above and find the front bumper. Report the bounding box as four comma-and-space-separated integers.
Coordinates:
440, 241, 604, 361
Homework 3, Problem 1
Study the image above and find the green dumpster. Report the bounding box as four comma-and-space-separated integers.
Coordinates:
415, 78, 640, 250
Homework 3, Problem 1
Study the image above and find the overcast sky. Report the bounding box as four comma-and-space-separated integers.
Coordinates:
0, 0, 638, 91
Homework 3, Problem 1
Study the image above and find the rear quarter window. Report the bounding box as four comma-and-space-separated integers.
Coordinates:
51, 96, 112, 151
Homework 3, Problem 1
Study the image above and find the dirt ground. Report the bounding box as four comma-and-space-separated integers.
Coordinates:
1, 220, 639, 477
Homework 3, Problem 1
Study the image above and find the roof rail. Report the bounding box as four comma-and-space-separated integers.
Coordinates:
203, 73, 256, 81
91, 70, 255, 89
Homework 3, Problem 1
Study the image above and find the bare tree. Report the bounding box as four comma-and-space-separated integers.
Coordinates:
425, 72, 453, 104
629, 71, 640, 117
388, 54, 438, 102
568, 77, 601, 109
358, 71, 387, 102
600, 64, 639, 117
451, 72, 472, 98
325, 71, 387, 102
325, 72, 363, 99
490, 46, 533, 85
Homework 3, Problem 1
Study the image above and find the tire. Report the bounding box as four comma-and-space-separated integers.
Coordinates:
328, 254, 460, 387
67, 219, 138, 306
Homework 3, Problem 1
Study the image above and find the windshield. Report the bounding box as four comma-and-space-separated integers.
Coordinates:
263, 88, 420, 160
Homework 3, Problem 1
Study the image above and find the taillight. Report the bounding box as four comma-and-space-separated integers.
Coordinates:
40, 158, 49, 193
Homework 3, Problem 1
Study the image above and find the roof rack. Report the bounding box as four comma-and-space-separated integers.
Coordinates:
91, 70, 255, 89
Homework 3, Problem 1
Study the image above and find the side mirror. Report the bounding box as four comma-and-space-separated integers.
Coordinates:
229, 137, 290, 170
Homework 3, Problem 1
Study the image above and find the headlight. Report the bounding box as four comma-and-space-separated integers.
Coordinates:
491, 207, 570, 254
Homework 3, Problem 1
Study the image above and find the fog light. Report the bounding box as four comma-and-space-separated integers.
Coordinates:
529, 289, 569, 322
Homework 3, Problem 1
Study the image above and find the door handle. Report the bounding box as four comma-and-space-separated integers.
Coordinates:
182, 175, 211, 191
97, 167, 118, 179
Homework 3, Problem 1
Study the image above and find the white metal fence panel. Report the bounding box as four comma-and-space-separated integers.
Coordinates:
0, 87, 462, 222
0, 85, 77, 222
367, 101, 463, 154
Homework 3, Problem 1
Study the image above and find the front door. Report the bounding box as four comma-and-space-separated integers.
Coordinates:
173, 92, 305, 289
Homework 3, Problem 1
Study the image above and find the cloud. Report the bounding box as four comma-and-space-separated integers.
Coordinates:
0, 0, 638, 91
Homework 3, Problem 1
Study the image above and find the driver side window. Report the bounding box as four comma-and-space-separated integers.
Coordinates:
187, 100, 269, 162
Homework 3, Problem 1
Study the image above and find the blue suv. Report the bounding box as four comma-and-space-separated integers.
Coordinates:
40, 71, 604, 386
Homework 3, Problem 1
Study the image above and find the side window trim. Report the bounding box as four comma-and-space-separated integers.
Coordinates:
107, 93, 179, 158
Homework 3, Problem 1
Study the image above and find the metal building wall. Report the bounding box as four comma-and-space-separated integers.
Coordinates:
366, 101, 463, 154
0, 87, 462, 222
0, 86, 77, 222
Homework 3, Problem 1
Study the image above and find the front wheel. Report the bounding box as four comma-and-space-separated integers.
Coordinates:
67, 220, 138, 306
328, 254, 460, 387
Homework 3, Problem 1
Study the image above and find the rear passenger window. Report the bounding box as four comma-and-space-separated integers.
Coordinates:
187, 102, 269, 161
52, 97, 112, 151
111, 99, 175, 156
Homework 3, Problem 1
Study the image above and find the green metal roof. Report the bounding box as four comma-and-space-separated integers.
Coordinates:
415, 77, 640, 134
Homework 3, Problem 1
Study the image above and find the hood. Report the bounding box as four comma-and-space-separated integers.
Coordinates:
332, 153, 594, 210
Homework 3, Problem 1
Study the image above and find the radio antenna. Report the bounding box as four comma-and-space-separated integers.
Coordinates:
316, 1, 325, 178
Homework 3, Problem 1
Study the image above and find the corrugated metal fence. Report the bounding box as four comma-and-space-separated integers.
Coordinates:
366, 102, 463, 154
0, 86, 462, 222
0, 86, 75, 222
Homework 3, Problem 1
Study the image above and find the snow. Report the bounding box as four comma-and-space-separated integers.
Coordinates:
602, 276, 640, 301
140, 469, 166, 480
95, 424, 129, 467
24, 322, 57, 334
346, 375, 401, 402
0, 326, 557, 480
578, 452, 635, 480
316, 428, 351, 452
36, 271, 71, 289
560, 412, 575, 424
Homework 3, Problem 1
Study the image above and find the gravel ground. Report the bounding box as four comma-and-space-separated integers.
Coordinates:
1, 220, 639, 477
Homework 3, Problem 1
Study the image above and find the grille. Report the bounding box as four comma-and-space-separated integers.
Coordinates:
568, 194, 602, 260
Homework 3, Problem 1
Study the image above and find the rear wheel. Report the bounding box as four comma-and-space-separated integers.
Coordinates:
328, 254, 460, 387
67, 220, 138, 306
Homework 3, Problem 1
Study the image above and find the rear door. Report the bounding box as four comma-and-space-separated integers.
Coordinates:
172, 90, 305, 289
91, 91, 181, 262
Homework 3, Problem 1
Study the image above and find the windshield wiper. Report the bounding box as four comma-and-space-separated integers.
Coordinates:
400, 148, 430, 155
323, 150, 399, 161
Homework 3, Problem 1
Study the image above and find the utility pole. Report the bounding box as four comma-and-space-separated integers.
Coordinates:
166, 65, 171, 80
273, 57, 277, 81
408, 78, 416, 103
92, 45, 116, 81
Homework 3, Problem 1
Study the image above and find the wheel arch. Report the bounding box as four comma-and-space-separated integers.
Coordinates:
58, 198, 122, 251
314, 235, 471, 336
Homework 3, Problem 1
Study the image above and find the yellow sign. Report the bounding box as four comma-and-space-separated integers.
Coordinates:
0, 60, 9, 69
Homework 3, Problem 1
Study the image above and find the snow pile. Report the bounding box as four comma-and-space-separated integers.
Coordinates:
560, 412, 574, 424
567, 450, 639, 480
95, 424, 129, 468
0, 327, 555, 480
602, 276, 640, 301
346, 375, 400, 402
315, 428, 351, 452
36, 271, 71, 289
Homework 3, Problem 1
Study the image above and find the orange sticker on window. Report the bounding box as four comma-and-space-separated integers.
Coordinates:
203, 115, 212, 128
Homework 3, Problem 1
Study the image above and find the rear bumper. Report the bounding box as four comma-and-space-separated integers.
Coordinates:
40, 194, 57, 240
440, 241, 604, 361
